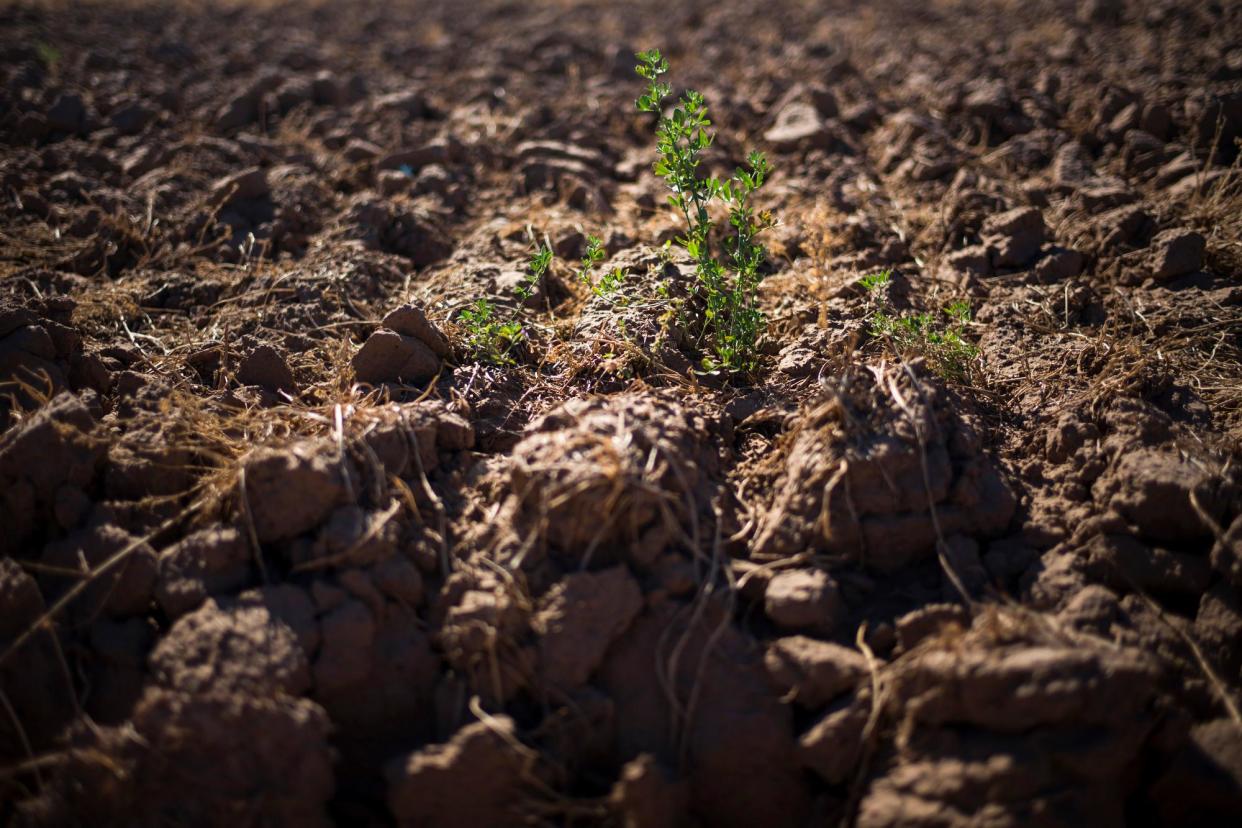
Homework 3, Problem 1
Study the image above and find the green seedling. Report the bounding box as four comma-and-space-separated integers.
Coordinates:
459, 241, 553, 365
35, 41, 60, 70
457, 299, 523, 366
575, 235, 626, 298
516, 241, 553, 302
862, 269, 980, 382
858, 270, 892, 292
635, 48, 775, 373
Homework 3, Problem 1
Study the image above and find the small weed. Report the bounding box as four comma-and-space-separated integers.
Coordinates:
457, 299, 523, 365
459, 241, 553, 365
576, 235, 626, 298
35, 41, 60, 70
516, 241, 553, 302
858, 270, 892, 292
635, 48, 776, 373
597, 267, 625, 295
862, 269, 980, 381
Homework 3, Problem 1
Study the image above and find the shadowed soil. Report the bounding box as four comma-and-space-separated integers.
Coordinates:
2, 0, 1242, 825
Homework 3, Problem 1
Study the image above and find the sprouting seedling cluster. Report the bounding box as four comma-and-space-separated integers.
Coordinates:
456, 50, 773, 375
517, 243, 553, 302
456, 299, 522, 366
861, 269, 980, 382
458, 234, 628, 365
576, 235, 625, 298
635, 48, 775, 373
458, 241, 553, 365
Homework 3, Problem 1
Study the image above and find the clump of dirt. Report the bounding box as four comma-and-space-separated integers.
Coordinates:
16, 688, 336, 828
0, 391, 105, 555
351, 302, 450, 386
836, 606, 1167, 828
386, 716, 532, 828
499, 391, 726, 570
753, 362, 1015, 573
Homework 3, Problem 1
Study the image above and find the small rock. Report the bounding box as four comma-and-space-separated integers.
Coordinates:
1168, 168, 1232, 199
764, 635, 867, 708
1154, 153, 1200, 188
377, 169, 412, 197
841, 100, 880, 131
155, 526, 252, 618
342, 138, 382, 162
1148, 229, 1205, 281
777, 346, 817, 377
109, 101, 156, 134
983, 206, 1045, 268
1107, 102, 1141, 136
434, 406, 475, 450
1075, 185, 1137, 212
534, 566, 643, 689
963, 79, 1012, 121
608, 754, 691, 828
1097, 447, 1220, 542
798, 696, 869, 784
274, 77, 313, 112
764, 102, 832, 151
381, 303, 451, 357
386, 717, 526, 828
311, 71, 347, 106
149, 598, 310, 696
237, 344, 296, 393
1052, 141, 1095, 185
764, 569, 843, 633
945, 244, 992, 277
1195, 583, 1242, 678
352, 329, 441, 384
1032, 248, 1085, 282
211, 167, 269, 205
1097, 204, 1154, 252
313, 505, 396, 568
1084, 533, 1213, 597
214, 74, 281, 131
46, 93, 87, 133
227, 584, 321, 656
373, 89, 428, 117
895, 603, 970, 651
241, 441, 351, 542
372, 555, 424, 605
42, 523, 158, 618
0, 392, 103, 553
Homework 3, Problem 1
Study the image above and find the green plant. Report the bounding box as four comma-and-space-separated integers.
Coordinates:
458, 241, 553, 365
457, 299, 523, 365
516, 242, 553, 302
635, 48, 775, 373
862, 269, 980, 381
858, 270, 892, 292
576, 235, 625, 298
35, 41, 60, 70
